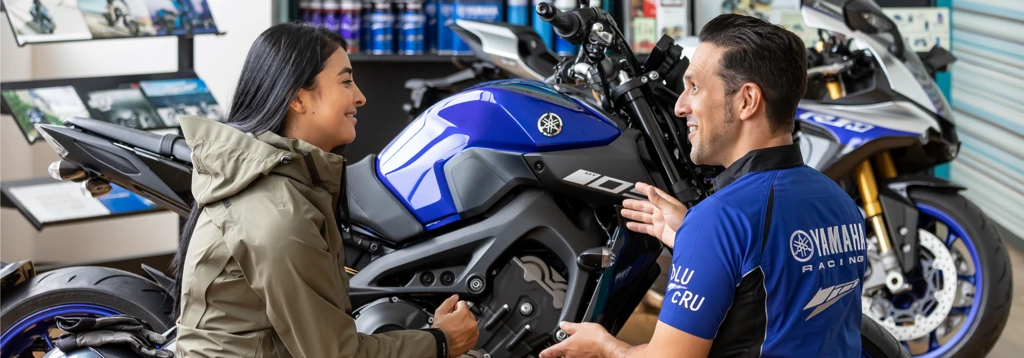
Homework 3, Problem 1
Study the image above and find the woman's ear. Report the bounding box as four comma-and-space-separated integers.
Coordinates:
290, 89, 307, 114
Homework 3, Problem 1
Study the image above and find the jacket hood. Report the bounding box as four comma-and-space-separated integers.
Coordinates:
179, 116, 346, 207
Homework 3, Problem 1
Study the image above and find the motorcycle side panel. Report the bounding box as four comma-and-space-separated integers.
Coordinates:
524, 129, 655, 207
377, 79, 621, 226
796, 106, 921, 150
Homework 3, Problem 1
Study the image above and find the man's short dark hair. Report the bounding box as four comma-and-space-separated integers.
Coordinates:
699, 14, 808, 134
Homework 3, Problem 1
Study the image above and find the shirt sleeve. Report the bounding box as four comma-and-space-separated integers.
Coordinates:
657, 201, 749, 339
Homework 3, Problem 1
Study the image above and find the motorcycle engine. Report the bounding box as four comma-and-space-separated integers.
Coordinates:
470, 255, 568, 357
352, 255, 568, 358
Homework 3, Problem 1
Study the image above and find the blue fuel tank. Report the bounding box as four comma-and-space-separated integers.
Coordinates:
376, 79, 621, 228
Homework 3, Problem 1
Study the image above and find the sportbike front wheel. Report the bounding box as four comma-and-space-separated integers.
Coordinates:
862, 189, 1012, 358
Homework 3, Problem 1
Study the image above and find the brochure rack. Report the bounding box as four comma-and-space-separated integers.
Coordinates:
0, 2, 223, 229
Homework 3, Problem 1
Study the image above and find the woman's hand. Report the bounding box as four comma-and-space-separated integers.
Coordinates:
621, 182, 688, 248
432, 294, 479, 358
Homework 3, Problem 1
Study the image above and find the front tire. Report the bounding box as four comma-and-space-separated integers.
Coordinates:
864, 189, 1012, 357
1, 266, 173, 357
911, 189, 1012, 357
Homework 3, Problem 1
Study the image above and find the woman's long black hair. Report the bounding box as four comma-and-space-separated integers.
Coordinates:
169, 23, 347, 320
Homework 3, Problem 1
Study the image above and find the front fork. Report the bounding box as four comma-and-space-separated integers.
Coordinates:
855, 152, 911, 294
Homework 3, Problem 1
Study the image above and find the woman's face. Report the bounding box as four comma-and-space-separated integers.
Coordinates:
289, 47, 366, 151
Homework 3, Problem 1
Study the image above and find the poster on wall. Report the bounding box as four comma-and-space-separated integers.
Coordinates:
1, 0, 93, 45
145, 0, 218, 36
657, 0, 688, 44
85, 88, 164, 129
1, 86, 91, 144
778, 10, 819, 48
629, 0, 658, 53
77, 0, 157, 38
140, 78, 225, 127
882, 7, 951, 52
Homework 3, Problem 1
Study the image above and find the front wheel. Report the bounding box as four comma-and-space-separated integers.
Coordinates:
1, 266, 174, 358
862, 189, 1012, 357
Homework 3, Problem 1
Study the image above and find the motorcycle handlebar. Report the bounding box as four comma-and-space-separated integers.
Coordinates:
536, 2, 581, 43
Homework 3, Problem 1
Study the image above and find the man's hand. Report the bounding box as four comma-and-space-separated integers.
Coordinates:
621, 182, 688, 248
539, 322, 628, 358
432, 294, 479, 358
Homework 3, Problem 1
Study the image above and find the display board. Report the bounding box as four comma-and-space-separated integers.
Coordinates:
1, 77, 223, 144
0, 86, 91, 143
1, 0, 219, 45
0, 178, 162, 230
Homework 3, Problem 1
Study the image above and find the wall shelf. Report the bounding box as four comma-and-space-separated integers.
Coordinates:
349, 54, 478, 63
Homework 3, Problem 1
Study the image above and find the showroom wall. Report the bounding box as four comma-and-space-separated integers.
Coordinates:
948, 0, 1024, 241
0, 0, 275, 267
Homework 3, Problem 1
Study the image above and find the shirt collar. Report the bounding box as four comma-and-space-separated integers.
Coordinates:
713, 144, 805, 191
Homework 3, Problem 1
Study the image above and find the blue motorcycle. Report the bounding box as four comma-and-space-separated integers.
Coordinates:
413, 0, 1011, 356
5, 1, 945, 358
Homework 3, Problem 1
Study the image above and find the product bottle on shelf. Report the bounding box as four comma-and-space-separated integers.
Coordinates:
370, 0, 396, 55
300, 0, 314, 23
507, 0, 528, 26
361, 0, 374, 52
553, 0, 577, 56
435, 0, 456, 54
425, 0, 438, 53
310, 0, 325, 26
324, 0, 342, 33
341, 0, 362, 52
398, 0, 426, 55
532, 0, 553, 49
452, 0, 502, 54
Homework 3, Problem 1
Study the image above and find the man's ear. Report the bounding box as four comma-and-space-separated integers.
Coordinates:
737, 83, 763, 121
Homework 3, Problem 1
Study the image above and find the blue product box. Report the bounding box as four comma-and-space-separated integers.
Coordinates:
452, 0, 502, 54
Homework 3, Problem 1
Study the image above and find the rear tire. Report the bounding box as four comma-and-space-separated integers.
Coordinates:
862, 313, 912, 358
1, 266, 173, 333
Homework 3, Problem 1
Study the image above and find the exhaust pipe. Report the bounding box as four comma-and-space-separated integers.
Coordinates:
48, 161, 89, 182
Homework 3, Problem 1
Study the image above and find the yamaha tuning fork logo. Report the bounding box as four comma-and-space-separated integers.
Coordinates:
790, 230, 816, 262
538, 112, 563, 137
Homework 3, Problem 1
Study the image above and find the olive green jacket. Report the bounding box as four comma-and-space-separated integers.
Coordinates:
174, 116, 447, 358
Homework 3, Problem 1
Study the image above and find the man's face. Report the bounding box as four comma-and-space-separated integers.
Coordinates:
675, 43, 740, 166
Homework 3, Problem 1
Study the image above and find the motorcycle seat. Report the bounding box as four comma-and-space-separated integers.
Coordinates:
344, 154, 425, 244
65, 118, 192, 163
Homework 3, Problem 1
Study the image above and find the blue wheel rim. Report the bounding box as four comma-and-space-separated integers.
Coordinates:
0, 303, 121, 358
913, 204, 983, 358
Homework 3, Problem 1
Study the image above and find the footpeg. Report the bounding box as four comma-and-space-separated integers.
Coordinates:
505, 324, 532, 351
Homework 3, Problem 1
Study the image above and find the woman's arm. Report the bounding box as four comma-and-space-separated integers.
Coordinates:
222, 208, 448, 358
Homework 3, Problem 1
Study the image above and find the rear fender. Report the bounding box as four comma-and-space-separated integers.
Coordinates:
879, 174, 965, 274
0, 260, 36, 293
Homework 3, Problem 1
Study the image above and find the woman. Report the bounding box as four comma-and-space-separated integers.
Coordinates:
171, 23, 478, 358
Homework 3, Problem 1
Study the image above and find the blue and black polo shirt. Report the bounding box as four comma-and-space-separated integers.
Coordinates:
659, 144, 868, 357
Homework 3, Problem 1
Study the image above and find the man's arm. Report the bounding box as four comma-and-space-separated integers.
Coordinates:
538, 321, 711, 358
541, 200, 746, 358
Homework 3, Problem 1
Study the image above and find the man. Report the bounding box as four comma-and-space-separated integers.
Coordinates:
539, 14, 868, 358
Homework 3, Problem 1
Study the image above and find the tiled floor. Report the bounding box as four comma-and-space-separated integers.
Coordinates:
615, 245, 1024, 357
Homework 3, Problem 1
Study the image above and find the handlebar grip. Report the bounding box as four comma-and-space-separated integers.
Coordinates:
536, 2, 581, 40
